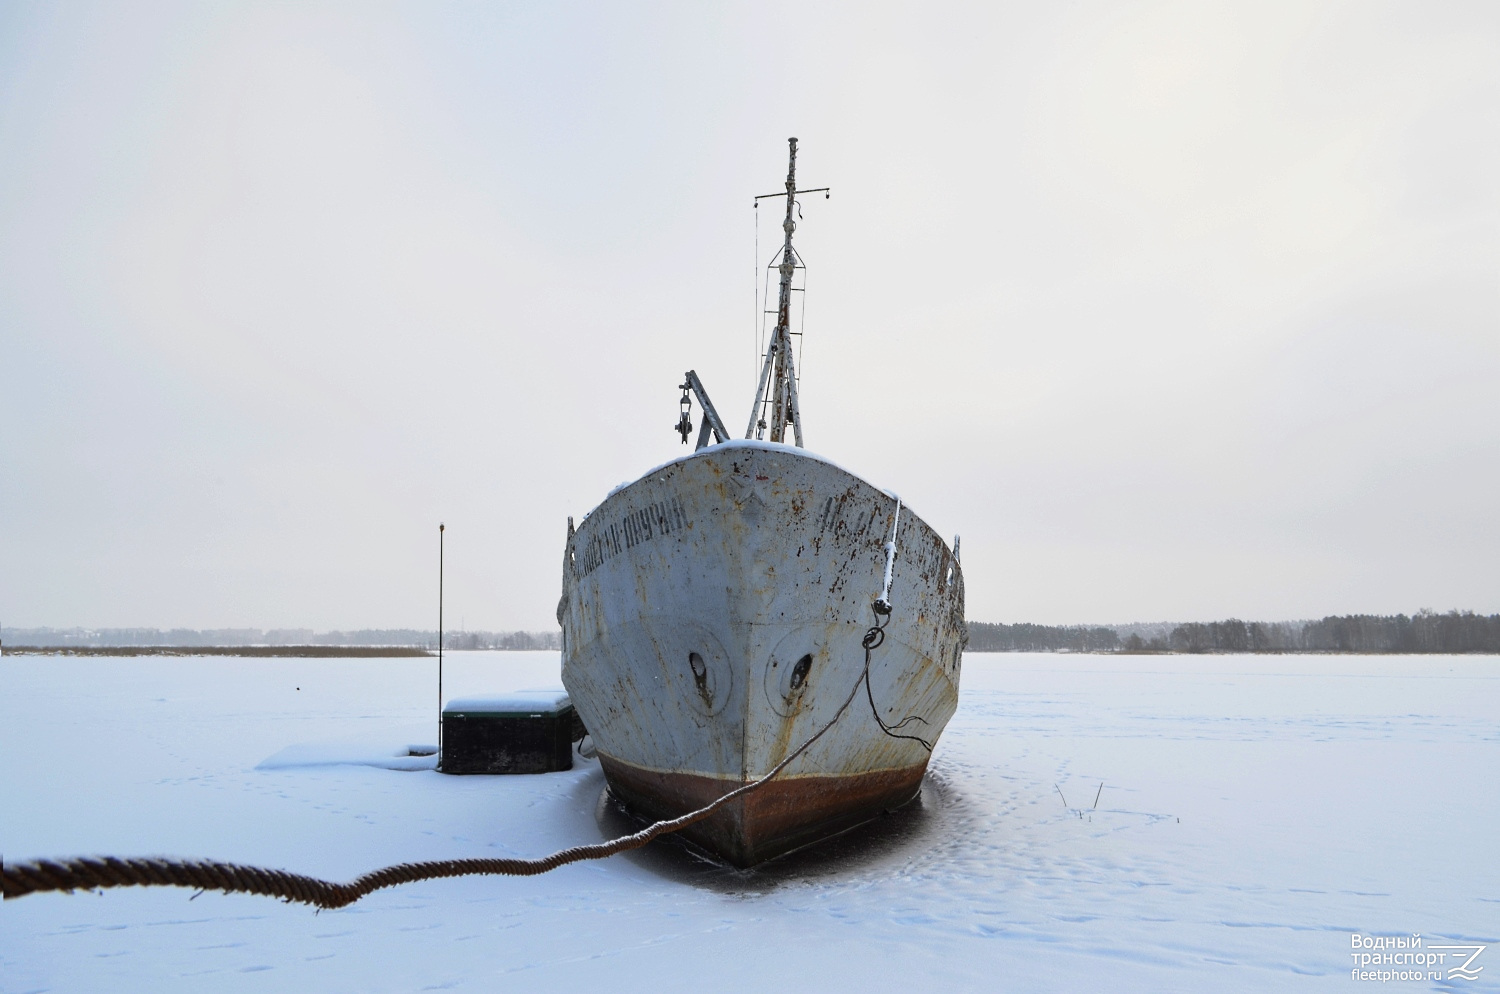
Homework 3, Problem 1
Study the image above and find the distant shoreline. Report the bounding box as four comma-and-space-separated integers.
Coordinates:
5, 610, 1497, 656
1, 645, 433, 658
964, 648, 1500, 656
969, 611, 1500, 654
6, 645, 1496, 659
0, 627, 561, 652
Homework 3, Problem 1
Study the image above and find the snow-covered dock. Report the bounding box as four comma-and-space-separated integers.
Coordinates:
2, 651, 1495, 991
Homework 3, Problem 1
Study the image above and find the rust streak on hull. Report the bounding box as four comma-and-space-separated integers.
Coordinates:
599, 753, 928, 867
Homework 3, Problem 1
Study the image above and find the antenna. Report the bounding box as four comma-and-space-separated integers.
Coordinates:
746, 137, 829, 447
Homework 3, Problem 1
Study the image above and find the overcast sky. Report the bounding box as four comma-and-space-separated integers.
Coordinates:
2, 1, 1496, 631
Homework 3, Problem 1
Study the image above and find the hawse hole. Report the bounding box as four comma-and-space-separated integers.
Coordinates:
789, 654, 813, 690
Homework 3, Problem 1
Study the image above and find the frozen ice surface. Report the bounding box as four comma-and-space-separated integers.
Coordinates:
2, 650, 1497, 992
256, 742, 438, 772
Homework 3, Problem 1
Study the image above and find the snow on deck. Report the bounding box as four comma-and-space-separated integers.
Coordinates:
2, 650, 1496, 991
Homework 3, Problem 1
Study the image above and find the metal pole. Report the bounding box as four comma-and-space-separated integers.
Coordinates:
438, 522, 444, 765
745, 339, 777, 439
746, 139, 826, 444
769, 137, 798, 443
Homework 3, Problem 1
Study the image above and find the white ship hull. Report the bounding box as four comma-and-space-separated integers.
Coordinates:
559, 439, 966, 865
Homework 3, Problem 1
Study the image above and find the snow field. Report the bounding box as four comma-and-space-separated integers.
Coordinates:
2, 651, 1496, 992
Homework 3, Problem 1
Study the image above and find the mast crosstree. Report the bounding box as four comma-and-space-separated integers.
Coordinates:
747, 137, 828, 446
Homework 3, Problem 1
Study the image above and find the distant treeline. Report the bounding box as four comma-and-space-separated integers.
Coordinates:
8, 613, 1497, 656
969, 612, 1500, 654
1, 627, 561, 651
967, 622, 1122, 653
5, 645, 431, 658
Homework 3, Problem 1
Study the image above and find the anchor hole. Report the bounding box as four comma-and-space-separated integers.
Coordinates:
789, 653, 813, 691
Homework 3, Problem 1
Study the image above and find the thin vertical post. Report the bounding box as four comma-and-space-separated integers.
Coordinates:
768, 137, 798, 443
746, 137, 818, 445
438, 522, 445, 765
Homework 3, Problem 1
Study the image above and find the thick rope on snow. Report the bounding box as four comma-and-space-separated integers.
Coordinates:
3, 619, 899, 910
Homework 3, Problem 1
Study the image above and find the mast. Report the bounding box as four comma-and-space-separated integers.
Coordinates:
767, 138, 800, 445
746, 137, 825, 447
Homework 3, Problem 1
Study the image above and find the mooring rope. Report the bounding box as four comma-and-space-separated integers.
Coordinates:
865, 499, 935, 753
3, 613, 915, 910
862, 606, 934, 752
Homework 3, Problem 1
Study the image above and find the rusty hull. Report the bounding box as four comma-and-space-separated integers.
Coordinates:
560, 439, 965, 866
599, 753, 927, 866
